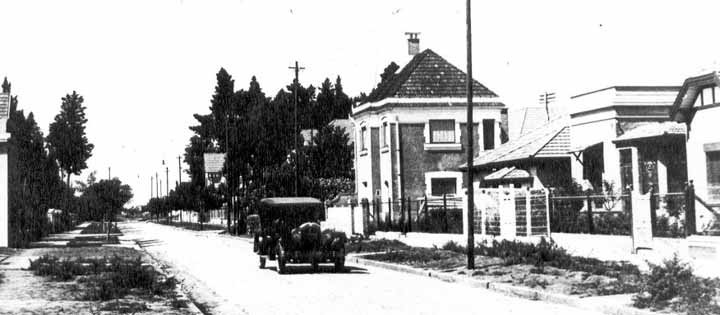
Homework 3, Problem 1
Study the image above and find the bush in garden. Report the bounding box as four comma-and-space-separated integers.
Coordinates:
633, 255, 720, 314
475, 238, 640, 277
28, 255, 177, 301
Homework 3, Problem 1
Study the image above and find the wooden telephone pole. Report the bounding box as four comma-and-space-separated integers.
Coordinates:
288, 61, 305, 197
465, 0, 475, 269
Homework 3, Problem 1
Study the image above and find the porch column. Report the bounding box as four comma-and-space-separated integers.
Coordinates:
630, 147, 640, 192
657, 157, 668, 194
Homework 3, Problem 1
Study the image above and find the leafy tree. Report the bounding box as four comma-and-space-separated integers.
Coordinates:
306, 125, 354, 179
47, 91, 94, 186
315, 78, 335, 127
79, 178, 133, 222
366, 62, 400, 102
5, 80, 77, 247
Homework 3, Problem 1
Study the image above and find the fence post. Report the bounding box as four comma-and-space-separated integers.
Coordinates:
443, 193, 449, 233
525, 187, 531, 237
586, 191, 594, 234
350, 203, 355, 235
407, 196, 412, 233
685, 181, 696, 235
544, 188, 551, 236
385, 198, 391, 231
400, 197, 405, 233
361, 198, 369, 236
649, 185, 657, 236
424, 194, 429, 229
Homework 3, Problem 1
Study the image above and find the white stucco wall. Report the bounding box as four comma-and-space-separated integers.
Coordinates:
353, 101, 505, 203
685, 106, 720, 228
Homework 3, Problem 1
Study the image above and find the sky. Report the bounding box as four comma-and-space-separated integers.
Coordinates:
1, 0, 719, 206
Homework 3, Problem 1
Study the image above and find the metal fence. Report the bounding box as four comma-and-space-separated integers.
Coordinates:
548, 189, 689, 238
361, 195, 464, 234
549, 192, 632, 236
650, 192, 686, 238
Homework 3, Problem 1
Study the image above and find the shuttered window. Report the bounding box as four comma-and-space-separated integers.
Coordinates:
707, 151, 720, 200
429, 120, 455, 143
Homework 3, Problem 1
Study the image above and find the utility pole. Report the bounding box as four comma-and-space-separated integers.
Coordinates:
539, 92, 556, 121
465, 0, 475, 270
108, 167, 111, 180
150, 176, 153, 199
166, 167, 169, 197
288, 61, 305, 197
177, 155, 182, 187
155, 172, 159, 198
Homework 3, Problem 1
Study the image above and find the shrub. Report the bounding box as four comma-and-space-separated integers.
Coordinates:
633, 255, 720, 314
28, 255, 177, 301
440, 240, 466, 254
345, 239, 411, 253
475, 238, 640, 277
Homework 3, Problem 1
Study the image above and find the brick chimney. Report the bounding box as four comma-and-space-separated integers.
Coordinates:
405, 32, 420, 55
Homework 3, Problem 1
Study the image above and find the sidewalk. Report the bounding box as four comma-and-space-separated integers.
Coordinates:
0, 222, 203, 315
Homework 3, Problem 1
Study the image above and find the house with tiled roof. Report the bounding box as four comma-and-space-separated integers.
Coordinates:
351, 42, 507, 205
461, 117, 573, 189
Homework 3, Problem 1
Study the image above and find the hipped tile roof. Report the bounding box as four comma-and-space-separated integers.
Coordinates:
366, 49, 498, 102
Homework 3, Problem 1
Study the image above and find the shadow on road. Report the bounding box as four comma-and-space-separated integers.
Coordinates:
265, 265, 369, 275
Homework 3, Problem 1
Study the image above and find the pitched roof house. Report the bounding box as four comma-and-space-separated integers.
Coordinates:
462, 117, 572, 189
351, 47, 507, 206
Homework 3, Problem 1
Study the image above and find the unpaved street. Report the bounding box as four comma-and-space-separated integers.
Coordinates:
120, 221, 603, 315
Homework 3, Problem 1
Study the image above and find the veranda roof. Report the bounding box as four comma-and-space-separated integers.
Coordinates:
483, 167, 532, 181
613, 122, 686, 143
461, 117, 570, 170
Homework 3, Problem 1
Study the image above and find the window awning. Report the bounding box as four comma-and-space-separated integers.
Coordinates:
613, 122, 686, 143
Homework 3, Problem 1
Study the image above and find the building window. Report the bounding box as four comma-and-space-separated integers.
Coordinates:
429, 120, 455, 143
696, 86, 718, 107
382, 122, 388, 147
707, 151, 720, 201
360, 126, 368, 151
483, 119, 495, 150
431, 178, 457, 196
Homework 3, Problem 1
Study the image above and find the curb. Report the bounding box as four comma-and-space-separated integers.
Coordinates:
349, 256, 660, 315
132, 240, 206, 315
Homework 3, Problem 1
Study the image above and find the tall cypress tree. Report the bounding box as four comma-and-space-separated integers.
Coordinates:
334, 76, 352, 119
47, 91, 94, 186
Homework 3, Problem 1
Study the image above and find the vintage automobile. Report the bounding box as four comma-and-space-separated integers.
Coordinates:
250, 197, 347, 274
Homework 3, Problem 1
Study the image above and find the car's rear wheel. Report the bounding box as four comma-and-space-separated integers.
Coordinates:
277, 243, 287, 274
334, 257, 345, 273
259, 256, 266, 269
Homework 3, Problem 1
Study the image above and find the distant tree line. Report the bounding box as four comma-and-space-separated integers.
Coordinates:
144, 69, 355, 233
4, 78, 132, 247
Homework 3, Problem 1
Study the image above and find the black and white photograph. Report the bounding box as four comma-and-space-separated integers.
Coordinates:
0, 0, 719, 314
